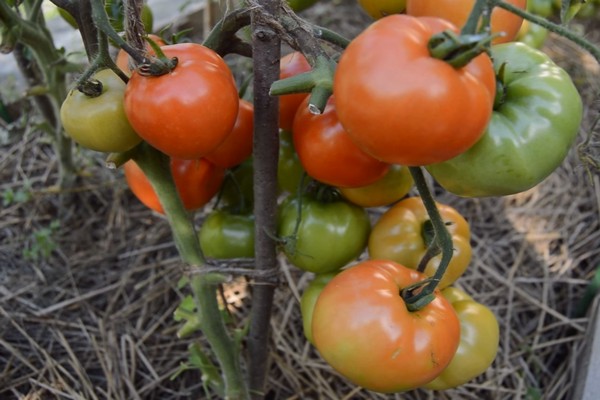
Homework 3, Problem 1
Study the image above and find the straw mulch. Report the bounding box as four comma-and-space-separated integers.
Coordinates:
1, 2, 600, 399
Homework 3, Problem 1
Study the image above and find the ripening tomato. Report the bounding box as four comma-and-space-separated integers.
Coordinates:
278, 52, 311, 131
406, 0, 526, 44
338, 164, 413, 208
368, 196, 472, 289
312, 259, 460, 393
124, 158, 225, 214
205, 99, 254, 168
115, 34, 166, 76
424, 287, 500, 390
333, 15, 495, 166
124, 43, 239, 159
60, 69, 141, 153
293, 96, 389, 188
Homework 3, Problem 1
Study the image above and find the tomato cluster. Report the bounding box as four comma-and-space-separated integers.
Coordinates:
56, 0, 584, 394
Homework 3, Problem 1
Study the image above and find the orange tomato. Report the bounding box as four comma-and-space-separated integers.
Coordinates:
278, 52, 311, 131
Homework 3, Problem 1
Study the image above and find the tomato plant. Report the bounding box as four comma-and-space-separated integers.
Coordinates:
60, 69, 141, 153
278, 194, 371, 274
368, 196, 472, 289
278, 52, 312, 131
333, 15, 495, 166
358, 0, 407, 19
199, 210, 255, 259
516, 20, 548, 49
124, 158, 225, 214
424, 287, 500, 390
300, 272, 336, 345
311, 259, 460, 393
205, 99, 254, 168
338, 164, 413, 208
406, 0, 527, 44
293, 96, 389, 188
124, 43, 240, 159
427, 42, 583, 197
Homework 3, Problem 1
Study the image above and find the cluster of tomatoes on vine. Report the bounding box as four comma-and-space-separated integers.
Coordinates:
59, 0, 584, 393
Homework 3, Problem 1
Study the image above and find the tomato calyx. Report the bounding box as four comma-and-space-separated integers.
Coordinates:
401, 280, 437, 311
493, 62, 508, 109
428, 30, 495, 68
76, 78, 104, 98
270, 55, 335, 114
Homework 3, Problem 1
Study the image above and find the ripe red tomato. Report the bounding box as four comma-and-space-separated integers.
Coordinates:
278, 52, 311, 131
293, 96, 389, 188
406, 0, 526, 44
312, 259, 460, 393
124, 43, 239, 159
205, 99, 254, 168
124, 158, 225, 214
334, 15, 495, 166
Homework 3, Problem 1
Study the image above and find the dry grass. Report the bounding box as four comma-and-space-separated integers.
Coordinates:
2, 2, 600, 399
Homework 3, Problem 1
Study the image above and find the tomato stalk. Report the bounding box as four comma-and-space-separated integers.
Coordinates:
403, 167, 454, 311
131, 144, 249, 399
247, 0, 282, 396
202, 7, 253, 57
461, 0, 493, 35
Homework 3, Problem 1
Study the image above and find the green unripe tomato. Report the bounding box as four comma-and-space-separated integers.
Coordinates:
60, 69, 141, 153
278, 130, 306, 194
278, 194, 371, 273
199, 210, 255, 259
300, 273, 336, 344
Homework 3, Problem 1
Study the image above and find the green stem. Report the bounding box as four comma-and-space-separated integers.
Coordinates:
312, 25, 350, 49
495, 0, 600, 63
89, 0, 145, 65
132, 144, 248, 399
462, 0, 487, 35
405, 167, 454, 310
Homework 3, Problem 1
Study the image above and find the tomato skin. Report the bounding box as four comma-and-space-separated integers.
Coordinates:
124, 43, 239, 159
338, 164, 413, 208
124, 158, 225, 214
358, 0, 407, 19
205, 99, 254, 168
368, 197, 471, 289
406, 0, 526, 44
278, 195, 371, 274
300, 273, 336, 345
219, 158, 255, 212
278, 52, 311, 131
60, 69, 141, 153
293, 96, 389, 188
277, 130, 306, 194
427, 42, 583, 197
199, 210, 255, 259
516, 20, 548, 49
424, 287, 500, 390
312, 259, 460, 393
334, 15, 495, 166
